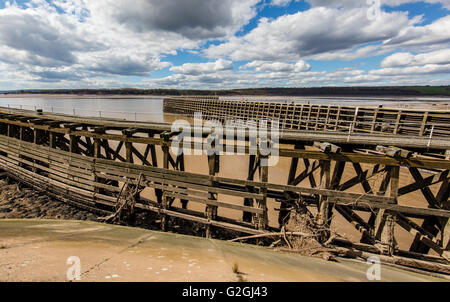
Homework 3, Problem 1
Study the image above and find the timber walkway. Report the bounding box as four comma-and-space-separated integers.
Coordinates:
0, 100, 449, 275
164, 97, 450, 138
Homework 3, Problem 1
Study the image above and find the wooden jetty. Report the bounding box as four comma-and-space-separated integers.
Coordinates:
0, 98, 449, 274
164, 97, 450, 138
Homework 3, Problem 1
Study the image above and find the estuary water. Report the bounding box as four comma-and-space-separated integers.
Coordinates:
0, 95, 449, 123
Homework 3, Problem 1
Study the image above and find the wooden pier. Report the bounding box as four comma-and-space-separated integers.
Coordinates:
164, 97, 450, 138
0, 99, 449, 274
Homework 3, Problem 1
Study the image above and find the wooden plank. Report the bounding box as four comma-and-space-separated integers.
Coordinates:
163, 192, 264, 215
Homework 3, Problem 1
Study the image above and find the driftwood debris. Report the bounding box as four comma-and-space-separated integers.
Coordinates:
98, 173, 144, 223
229, 231, 317, 243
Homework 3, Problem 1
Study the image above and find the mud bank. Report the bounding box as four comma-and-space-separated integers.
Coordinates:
0, 178, 239, 240
0, 219, 443, 282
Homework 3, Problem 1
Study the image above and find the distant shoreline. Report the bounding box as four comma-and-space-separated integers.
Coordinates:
1, 93, 450, 101
1, 86, 450, 98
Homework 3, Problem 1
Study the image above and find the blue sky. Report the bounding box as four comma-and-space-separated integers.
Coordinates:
0, 0, 449, 89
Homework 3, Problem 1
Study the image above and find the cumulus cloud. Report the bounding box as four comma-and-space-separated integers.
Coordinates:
241, 60, 311, 72
0, 0, 209, 85
170, 59, 233, 75
0, 0, 449, 89
384, 15, 450, 47
307, 0, 450, 9
271, 0, 293, 6
371, 64, 450, 76
205, 7, 414, 61
381, 52, 416, 67
381, 49, 450, 67
85, 0, 259, 39
0, 0, 263, 87
0, 4, 98, 65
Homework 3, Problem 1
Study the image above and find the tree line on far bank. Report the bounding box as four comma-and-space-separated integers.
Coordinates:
4, 86, 450, 97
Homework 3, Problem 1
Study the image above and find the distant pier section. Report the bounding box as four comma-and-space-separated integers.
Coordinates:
163, 97, 450, 138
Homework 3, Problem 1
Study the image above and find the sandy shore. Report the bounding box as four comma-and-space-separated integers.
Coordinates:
0, 219, 444, 282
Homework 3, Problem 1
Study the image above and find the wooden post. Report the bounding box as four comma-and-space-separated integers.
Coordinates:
318, 159, 331, 241
49, 131, 56, 149
375, 166, 398, 255
259, 158, 269, 231
149, 132, 163, 204
161, 132, 171, 231
32, 128, 41, 173
69, 134, 77, 153
19, 126, 24, 141
125, 140, 133, 164
122, 128, 138, 164
93, 127, 104, 159
122, 129, 137, 224
394, 111, 402, 135
257, 139, 269, 234
419, 112, 429, 136
176, 153, 189, 209
206, 135, 219, 239
92, 127, 104, 195
7, 124, 12, 138
162, 133, 170, 170
280, 156, 299, 227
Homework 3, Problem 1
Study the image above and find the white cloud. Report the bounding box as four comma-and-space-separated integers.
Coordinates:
370, 63, 450, 76
205, 7, 413, 61
0, 0, 263, 87
0, 0, 449, 89
381, 52, 416, 67
241, 60, 311, 72
271, 0, 293, 6
170, 59, 233, 75
84, 0, 259, 39
307, 0, 450, 9
0, 0, 224, 86
381, 49, 450, 67
384, 15, 450, 47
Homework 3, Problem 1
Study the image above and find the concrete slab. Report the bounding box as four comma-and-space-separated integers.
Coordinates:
0, 219, 445, 282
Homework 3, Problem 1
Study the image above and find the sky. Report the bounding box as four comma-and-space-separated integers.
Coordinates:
0, 0, 449, 90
